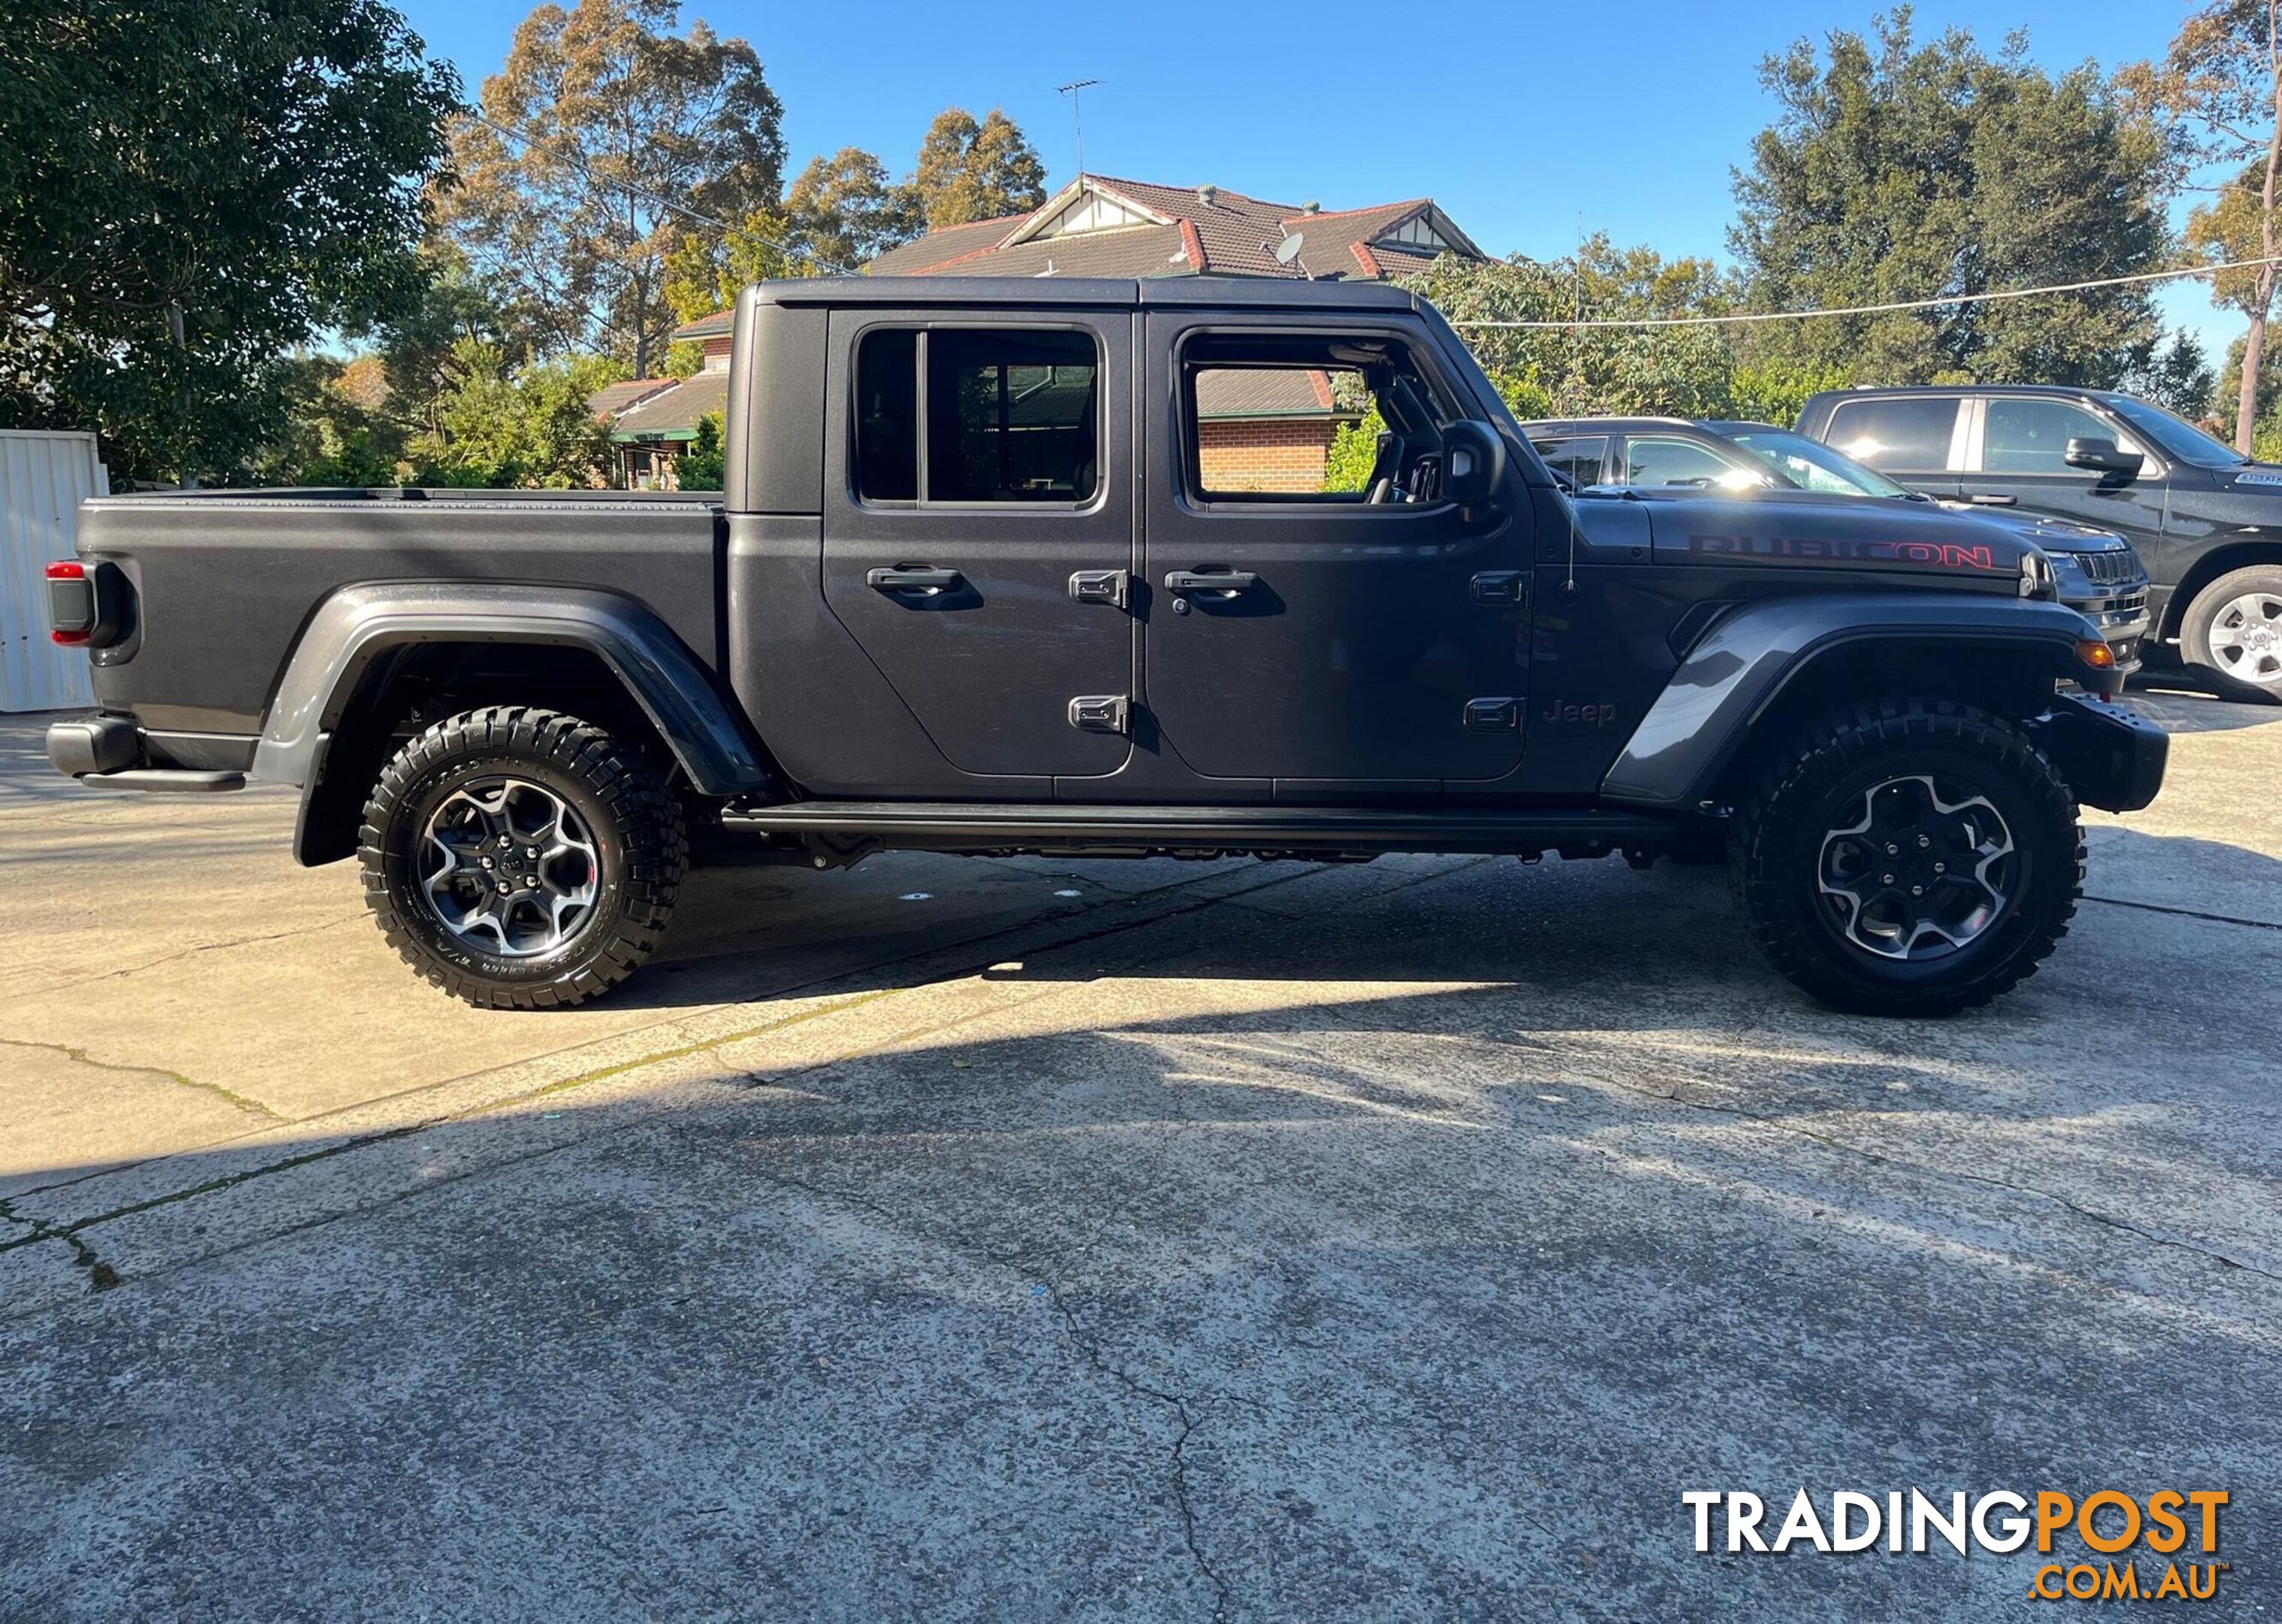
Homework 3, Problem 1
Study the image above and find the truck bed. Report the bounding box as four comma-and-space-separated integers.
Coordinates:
75, 488, 724, 738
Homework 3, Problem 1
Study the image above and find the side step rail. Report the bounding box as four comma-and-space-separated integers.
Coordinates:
722, 799, 1676, 859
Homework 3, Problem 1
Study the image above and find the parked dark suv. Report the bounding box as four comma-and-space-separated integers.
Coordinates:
1797, 385, 2282, 699
1522, 415, 2152, 672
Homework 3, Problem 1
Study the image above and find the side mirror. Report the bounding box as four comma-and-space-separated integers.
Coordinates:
1443, 420, 1506, 511
2065, 436, 2144, 480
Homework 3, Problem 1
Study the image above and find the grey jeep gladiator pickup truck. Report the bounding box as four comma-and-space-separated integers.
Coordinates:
45, 277, 2166, 1015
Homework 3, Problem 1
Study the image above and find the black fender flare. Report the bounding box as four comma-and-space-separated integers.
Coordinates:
1598, 592, 2106, 808
253, 583, 771, 862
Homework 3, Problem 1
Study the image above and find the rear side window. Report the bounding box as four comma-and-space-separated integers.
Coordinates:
1823, 397, 1961, 471
854, 327, 1100, 504
1983, 398, 2138, 474
1529, 435, 1608, 487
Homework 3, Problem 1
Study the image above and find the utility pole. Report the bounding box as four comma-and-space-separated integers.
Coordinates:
1056, 79, 1100, 181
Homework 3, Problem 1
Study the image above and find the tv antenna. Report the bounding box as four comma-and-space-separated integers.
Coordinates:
1271, 231, 1309, 279
1056, 79, 1101, 178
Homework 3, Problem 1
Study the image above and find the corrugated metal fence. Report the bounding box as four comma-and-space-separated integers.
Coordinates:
1, 431, 108, 712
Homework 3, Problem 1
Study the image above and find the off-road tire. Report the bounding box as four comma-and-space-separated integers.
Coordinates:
359, 707, 686, 1008
2180, 565, 2282, 704
1730, 700, 2083, 1017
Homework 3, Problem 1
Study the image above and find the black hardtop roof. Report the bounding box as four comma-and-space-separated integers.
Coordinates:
750, 274, 1420, 314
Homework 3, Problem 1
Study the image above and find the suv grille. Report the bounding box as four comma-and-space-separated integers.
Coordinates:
2078, 547, 2147, 587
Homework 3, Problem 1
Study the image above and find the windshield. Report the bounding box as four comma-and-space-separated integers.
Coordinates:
1720, 428, 1915, 498
2103, 395, 2245, 469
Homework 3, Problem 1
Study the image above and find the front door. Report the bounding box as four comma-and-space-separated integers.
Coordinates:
822, 311, 1135, 780
1140, 316, 1532, 786
1959, 394, 2168, 557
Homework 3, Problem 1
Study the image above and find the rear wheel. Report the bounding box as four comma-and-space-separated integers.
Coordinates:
1731, 701, 2082, 1016
2180, 565, 2282, 702
360, 707, 686, 1008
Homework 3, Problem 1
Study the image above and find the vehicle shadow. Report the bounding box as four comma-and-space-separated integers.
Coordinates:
2126, 670, 2281, 732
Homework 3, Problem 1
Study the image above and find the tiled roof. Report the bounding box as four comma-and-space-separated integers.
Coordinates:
1194, 368, 1350, 420
608, 369, 731, 440
671, 310, 734, 341
865, 212, 1034, 276
865, 176, 1483, 283
587, 378, 677, 421
665, 180, 1481, 338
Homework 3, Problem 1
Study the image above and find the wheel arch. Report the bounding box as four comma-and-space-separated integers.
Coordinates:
2160, 535, 2282, 640
1599, 593, 2098, 811
257, 583, 772, 865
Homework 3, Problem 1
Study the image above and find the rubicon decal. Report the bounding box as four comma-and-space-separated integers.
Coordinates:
1685, 1489, 2231, 1602
1689, 532, 2002, 571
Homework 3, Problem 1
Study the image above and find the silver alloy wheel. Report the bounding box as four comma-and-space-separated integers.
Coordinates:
2209, 589, 2282, 686
1816, 774, 2015, 962
420, 777, 600, 958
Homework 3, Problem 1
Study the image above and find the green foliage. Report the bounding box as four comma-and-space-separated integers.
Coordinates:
1322, 407, 1385, 493
1731, 12, 2168, 389
1726, 359, 1853, 427
0, 0, 459, 483
408, 341, 622, 487
677, 411, 726, 489
787, 149, 925, 274
914, 108, 1047, 229
2120, 331, 2217, 421
438, 0, 786, 376
253, 355, 409, 486
1408, 248, 1738, 419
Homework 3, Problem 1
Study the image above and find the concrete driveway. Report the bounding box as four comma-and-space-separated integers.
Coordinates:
2, 688, 2279, 1622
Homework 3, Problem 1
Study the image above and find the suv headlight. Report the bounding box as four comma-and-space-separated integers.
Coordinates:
2019, 550, 2057, 600
2041, 550, 2092, 597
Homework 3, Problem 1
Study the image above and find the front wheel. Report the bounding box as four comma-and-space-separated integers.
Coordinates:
2180, 565, 2282, 702
1731, 701, 2083, 1016
359, 707, 686, 1008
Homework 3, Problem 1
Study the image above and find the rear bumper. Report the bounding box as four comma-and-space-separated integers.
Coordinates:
2033, 690, 2168, 814
47, 716, 250, 792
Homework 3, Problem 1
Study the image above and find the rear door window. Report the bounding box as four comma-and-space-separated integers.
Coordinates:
1528, 435, 1609, 488
853, 326, 1101, 504
1823, 397, 1962, 472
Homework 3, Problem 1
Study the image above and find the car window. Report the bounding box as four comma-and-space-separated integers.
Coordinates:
1724, 429, 1911, 497
1193, 365, 1365, 495
854, 327, 1100, 504
1983, 398, 2141, 474
1623, 435, 1750, 487
1528, 435, 1608, 488
1180, 331, 1459, 501
1823, 397, 1960, 471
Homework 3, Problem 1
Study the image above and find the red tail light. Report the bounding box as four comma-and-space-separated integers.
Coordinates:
47, 560, 94, 645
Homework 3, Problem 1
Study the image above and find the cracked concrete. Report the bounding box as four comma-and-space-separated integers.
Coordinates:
1, 691, 2279, 1621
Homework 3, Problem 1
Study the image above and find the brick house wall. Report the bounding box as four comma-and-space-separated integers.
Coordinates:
1197, 420, 1342, 492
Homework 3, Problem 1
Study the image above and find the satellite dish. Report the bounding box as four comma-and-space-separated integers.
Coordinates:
1274, 232, 1305, 267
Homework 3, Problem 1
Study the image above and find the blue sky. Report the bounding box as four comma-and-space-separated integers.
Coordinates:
395, 0, 2229, 357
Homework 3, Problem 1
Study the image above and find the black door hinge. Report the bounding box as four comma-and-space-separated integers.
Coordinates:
1463, 696, 1522, 733
1068, 569, 1131, 610
1470, 570, 1528, 606
1068, 694, 1131, 735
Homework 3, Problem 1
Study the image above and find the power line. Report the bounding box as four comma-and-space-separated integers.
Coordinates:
1447, 256, 2282, 329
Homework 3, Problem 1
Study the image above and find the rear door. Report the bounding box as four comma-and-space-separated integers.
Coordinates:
1139, 314, 1532, 786
1957, 393, 2168, 559
821, 310, 1135, 780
